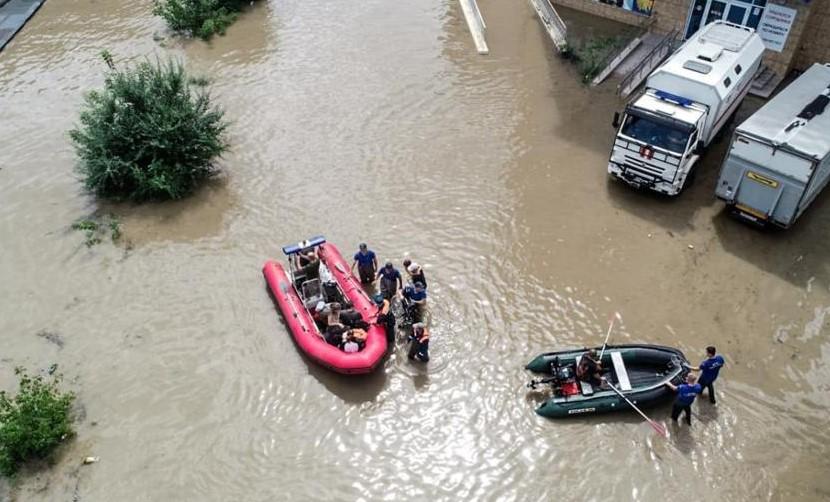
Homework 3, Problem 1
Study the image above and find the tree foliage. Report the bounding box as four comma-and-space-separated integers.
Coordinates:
0, 368, 75, 476
70, 56, 229, 201
153, 0, 253, 39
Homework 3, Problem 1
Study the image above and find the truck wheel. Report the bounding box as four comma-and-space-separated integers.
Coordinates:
680, 168, 697, 194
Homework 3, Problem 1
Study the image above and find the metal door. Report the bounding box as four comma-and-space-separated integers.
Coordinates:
726, 4, 748, 24
705, 1, 727, 24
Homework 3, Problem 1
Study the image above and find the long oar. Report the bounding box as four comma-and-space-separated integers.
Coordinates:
598, 313, 618, 360
608, 383, 667, 438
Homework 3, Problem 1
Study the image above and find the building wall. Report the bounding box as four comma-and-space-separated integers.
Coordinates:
551, 0, 651, 28
550, 0, 825, 75
795, 5, 830, 70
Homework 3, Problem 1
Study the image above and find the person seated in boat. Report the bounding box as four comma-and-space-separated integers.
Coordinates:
300, 250, 321, 280
408, 323, 430, 362
342, 333, 360, 353
313, 301, 330, 329
351, 327, 368, 347
576, 349, 604, 387
339, 308, 368, 330
402, 281, 427, 323
324, 322, 348, 347
373, 293, 395, 344
327, 302, 342, 326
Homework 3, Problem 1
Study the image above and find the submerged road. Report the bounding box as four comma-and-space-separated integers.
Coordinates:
0, 0, 829, 500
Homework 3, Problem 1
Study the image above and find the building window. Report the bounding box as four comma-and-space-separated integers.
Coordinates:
735, 64, 742, 75
597, 0, 654, 16
724, 77, 732, 88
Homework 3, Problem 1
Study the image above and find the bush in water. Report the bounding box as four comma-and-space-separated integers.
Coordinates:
153, 0, 254, 39
0, 368, 75, 476
70, 55, 228, 201
572, 36, 628, 83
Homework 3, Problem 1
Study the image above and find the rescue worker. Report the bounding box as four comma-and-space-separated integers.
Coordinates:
686, 346, 725, 404
401, 281, 427, 324
377, 261, 403, 300
351, 243, 377, 285
373, 293, 396, 344
666, 374, 702, 426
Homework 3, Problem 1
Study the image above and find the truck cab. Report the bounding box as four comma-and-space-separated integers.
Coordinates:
608, 21, 765, 196
609, 90, 706, 194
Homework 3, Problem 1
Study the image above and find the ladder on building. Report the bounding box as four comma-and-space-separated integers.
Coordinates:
617, 29, 680, 98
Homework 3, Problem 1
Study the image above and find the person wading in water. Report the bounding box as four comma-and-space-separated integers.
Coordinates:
351, 243, 377, 285
686, 346, 724, 404
666, 374, 702, 426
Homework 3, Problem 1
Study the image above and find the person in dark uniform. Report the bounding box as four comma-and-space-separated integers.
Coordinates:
351, 243, 377, 285
377, 262, 402, 300
666, 374, 702, 425
373, 293, 396, 344
687, 346, 725, 404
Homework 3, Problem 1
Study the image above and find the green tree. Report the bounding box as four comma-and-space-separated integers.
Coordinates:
153, 0, 253, 39
0, 368, 75, 476
70, 56, 229, 201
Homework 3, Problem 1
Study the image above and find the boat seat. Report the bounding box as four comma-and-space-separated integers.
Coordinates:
575, 355, 594, 396
301, 279, 324, 309
610, 351, 632, 391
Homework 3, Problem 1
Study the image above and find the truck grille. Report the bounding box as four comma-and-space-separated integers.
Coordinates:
624, 155, 665, 178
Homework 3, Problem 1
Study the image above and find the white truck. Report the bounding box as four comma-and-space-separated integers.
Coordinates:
608, 21, 765, 196
715, 63, 830, 228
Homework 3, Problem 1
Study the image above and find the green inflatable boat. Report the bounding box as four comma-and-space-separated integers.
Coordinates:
526, 344, 688, 418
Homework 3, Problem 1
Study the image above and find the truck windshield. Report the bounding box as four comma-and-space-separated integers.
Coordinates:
620, 114, 691, 154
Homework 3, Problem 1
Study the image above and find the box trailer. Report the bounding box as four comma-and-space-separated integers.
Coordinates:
715, 63, 830, 228
608, 21, 764, 196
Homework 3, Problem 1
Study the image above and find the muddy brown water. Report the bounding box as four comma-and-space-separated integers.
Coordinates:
1, 0, 829, 500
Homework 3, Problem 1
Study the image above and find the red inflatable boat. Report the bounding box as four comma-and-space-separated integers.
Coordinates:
263, 236, 387, 374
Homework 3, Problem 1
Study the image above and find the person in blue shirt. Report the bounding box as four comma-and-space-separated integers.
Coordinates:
351, 243, 377, 285
666, 374, 702, 425
688, 346, 725, 404
376, 261, 402, 300
402, 281, 427, 324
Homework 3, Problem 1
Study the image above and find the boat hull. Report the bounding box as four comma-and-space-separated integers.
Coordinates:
527, 344, 688, 418
263, 242, 387, 374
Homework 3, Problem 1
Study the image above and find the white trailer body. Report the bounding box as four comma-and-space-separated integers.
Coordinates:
608, 21, 765, 196
715, 63, 830, 228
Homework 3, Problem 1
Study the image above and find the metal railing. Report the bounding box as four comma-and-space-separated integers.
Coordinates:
528, 0, 567, 52
618, 29, 680, 98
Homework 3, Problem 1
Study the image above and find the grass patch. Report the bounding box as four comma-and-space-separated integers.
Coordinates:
153, 0, 255, 40
0, 367, 75, 477
71, 214, 121, 247
69, 54, 229, 201
568, 35, 629, 83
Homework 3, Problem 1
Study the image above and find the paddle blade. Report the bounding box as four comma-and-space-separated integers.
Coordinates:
648, 419, 668, 438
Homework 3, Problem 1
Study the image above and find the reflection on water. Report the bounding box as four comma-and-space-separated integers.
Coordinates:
0, 0, 829, 500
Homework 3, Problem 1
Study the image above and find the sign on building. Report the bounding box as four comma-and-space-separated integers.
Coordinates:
757, 3, 797, 53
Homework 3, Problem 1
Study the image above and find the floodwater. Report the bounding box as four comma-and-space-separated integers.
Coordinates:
1, 0, 829, 500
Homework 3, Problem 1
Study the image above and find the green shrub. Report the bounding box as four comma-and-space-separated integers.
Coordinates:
572, 36, 628, 83
153, 0, 252, 39
0, 368, 75, 476
70, 56, 229, 201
